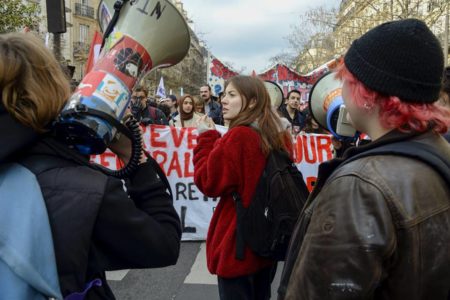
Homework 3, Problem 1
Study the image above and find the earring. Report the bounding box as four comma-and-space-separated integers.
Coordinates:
363, 102, 373, 111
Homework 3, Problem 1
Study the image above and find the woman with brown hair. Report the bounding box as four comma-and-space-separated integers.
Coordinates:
170, 94, 202, 127
0, 33, 180, 299
193, 75, 293, 299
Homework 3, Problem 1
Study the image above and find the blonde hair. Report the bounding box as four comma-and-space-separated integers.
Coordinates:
193, 96, 205, 113
0, 33, 70, 132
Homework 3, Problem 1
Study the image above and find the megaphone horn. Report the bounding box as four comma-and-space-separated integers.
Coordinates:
309, 72, 357, 140
54, 0, 190, 156
264, 80, 284, 109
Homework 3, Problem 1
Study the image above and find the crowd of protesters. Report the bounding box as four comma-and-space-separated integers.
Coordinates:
120, 18, 450, 300
1, 17, 450, 300
132, 82, 326, 135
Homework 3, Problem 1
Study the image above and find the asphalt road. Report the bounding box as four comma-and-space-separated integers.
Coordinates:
107, 241, 283, 300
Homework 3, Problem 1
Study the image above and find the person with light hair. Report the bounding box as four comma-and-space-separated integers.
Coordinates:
194, 95, 206, 115
0, 32, 181, 299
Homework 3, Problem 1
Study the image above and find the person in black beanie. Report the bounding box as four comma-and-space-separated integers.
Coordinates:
278, 19, 450, 300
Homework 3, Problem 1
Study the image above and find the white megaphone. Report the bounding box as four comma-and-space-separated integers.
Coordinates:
264, 81, 283, 109
309, 72, 357, 140
54, 0, 190, 159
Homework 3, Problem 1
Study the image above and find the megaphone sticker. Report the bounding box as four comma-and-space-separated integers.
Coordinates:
75, 71, 129, 114
103, 32, 124, 52
77, 71, 105, 97
114, 47, 143, 78
95, 35, 152, 88
94, 75, 129, 109
323, 88, 342, 111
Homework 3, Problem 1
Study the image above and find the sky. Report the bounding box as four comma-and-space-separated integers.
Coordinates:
182, 0, 341, 74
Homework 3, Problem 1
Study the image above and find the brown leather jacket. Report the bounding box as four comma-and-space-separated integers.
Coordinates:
278, 131, 450, 300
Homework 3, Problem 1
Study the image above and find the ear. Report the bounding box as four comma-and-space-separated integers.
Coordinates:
248, 98, 257, 109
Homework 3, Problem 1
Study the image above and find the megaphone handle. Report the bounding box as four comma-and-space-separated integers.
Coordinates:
109, 116, 143, 178
59, 107, 142, 178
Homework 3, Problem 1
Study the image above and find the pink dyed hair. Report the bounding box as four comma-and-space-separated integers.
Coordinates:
336, 64, 450, 134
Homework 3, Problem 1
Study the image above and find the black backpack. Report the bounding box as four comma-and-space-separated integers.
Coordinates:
232, 149, 309, 261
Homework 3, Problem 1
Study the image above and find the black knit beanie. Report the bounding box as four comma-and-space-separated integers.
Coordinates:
344, 19, 444, 103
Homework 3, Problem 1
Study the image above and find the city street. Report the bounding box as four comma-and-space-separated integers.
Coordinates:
107, 242, 283, 300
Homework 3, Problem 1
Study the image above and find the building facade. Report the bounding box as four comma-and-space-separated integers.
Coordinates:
297, 0, 449, 73
335, 0, 449, 62
34, 0, 100, 81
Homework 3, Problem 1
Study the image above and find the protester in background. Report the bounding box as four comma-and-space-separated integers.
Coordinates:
298, 99, 309, 119
278, 90, 306, 134
154, 94, 162, 104
301, 114, 328, 134
194, 76, 292, 300
279, 19, 450, 300
130, 86, 169, 125
0, 32, 181, 299
194, 96, 206, 115
200, 84, 223, 124
165, 94, 179, 120
157, 99, 172, 122
170, 95, 202, 127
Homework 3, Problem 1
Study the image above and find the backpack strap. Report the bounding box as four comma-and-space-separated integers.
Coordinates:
232, 192, 246, 261
343, 141, 450, 185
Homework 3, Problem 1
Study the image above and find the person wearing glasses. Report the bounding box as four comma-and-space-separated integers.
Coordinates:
130, 86, 168, 125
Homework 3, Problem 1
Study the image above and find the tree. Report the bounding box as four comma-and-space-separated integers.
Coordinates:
269, 51, 296, 67
285, 0, 450, 72
0, 0, 40, 33
334, 0, 450, 54
285, 5, 338, 73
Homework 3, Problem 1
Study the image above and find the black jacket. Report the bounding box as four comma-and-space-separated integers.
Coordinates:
131, 103, 169, 125
16, 137, 181, 299
278, 104, 306, 130
278, 131, 450, 300
206, 99, 223, 125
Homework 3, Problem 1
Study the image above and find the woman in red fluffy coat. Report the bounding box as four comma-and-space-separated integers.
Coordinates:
193, 76, 292, 300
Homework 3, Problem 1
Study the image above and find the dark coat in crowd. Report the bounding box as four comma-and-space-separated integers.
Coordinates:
206, 99, 223, 125
278, 130, 450, 300
1, 113, 181, 299
279, 104, 306, 131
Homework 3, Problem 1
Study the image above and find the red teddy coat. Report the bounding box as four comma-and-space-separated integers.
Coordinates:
193, 126, 274, 278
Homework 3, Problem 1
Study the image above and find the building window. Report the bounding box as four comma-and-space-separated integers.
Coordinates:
80, 24, 89, 43
81, 0, 89, 5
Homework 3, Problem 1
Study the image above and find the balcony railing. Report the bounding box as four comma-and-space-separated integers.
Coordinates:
73, 41, 89, 56
74, 3, 95, 19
